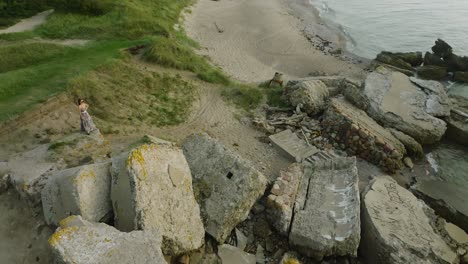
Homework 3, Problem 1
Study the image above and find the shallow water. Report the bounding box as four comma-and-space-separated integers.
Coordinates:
427, 141, 468, 188
310, 0, 468, 59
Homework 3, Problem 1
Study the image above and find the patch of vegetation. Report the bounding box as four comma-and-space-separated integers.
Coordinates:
0, 42, 71, 73
67, 59, 195, 127
48, 138, 78, 150
0, 0, 49, 27
222, 84, 263, 111
0, 41, 135, 122
264, 86, 290, 108
143, 36, 230, 85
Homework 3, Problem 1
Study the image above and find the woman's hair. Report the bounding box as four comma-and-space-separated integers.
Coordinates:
77, 98, 84, 105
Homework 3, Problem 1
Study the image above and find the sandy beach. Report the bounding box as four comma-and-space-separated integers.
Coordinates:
184, 0, 366, 83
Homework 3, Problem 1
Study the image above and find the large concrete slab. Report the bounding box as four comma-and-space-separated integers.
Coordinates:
289, 157, 360, 260
182, 133, 268, 243
269, 129, 319, 162
412, 180, 468, 233
322, 97, 405, 172
41, 162, 112, 226
49, 215, 165, 264
111, 141, 205, 255
361, 176, 458, 264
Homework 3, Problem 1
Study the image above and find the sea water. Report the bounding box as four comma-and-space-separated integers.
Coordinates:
309, 0, 468, 59
308, 0, 468, 186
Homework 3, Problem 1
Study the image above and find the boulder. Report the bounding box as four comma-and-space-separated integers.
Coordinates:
432, 39, 453, 58
302, 76, 362, 96
363, 67, 447, 144
111, 141, 205, 255
41, 162, 112, 226
445, 54, 468, 73
377, 51, 423, 67
387, 128, 424, 158
49, 215, 165, 264
7, 144, 59, 208
454, 72, 468, 83
446, 110, 468, 145
424, 52, 446, 67
266, 163, 304, 235
0, 173, 10, 194
182, 133, 268, 243
342, 80, 370, 111
375, 52, 414, 71
48, 131, 111, 168
412, 180, 468, 233
417, 65, 448, 80
289, 157, 360, 260
283, 79, 330, 115
322, 97, 406, 172
361, 176, 459, 264
217, 244, 255, 264
409, 77, 451, 117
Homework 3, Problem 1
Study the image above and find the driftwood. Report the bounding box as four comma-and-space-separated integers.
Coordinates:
214, 22, 224, 33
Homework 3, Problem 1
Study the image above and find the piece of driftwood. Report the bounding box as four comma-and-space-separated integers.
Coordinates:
214, 22, 224, 33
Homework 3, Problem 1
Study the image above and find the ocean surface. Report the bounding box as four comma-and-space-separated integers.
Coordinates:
307, 0, 468, 186
309, 0, 468, 59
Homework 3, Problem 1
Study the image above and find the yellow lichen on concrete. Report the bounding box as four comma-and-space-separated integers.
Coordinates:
48, 226, 79, 247
59, 215, 78, 228
127, 144, 154, 180
73, 169, 97, 185
284, 258, 300, 264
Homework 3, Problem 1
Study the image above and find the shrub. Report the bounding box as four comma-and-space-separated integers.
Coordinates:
48, 0, 113, 15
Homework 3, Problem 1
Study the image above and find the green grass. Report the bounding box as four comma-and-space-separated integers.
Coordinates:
143, 36, 229, 85
265, 86, 290, 108
0, 0, 235, 124
68, 59, 195, 127
0, 42, 70, 73
222, 84, 263, 111
0, 41, 136, 121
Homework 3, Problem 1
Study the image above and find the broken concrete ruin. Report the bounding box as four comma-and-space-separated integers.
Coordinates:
412, 180, 468, 233
269, 129, 319, 162
111, 142, 205, 255
182, 133, 268, 243
283, 79, 330, 115
49, 215, 165, 264
289, 157, 360, 260
266, 163, 304, 236
361, 176, 458, 264
322, 97, 406, 172
41, 161, 112, 226
362, 67, 447, 144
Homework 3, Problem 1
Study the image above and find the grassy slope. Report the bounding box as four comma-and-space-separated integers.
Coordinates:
0, 0, 263, 124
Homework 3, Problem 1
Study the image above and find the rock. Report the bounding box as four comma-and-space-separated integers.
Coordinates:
266, 163, 304, 236
424, 52, 446, 67
7, 144, 59, 208
417, 65, 448, 80
283, 79, 330, 115
410, 77, 452, 117
182, 133, 267, 243
322, 97, 406, 172
269, 129, 319, 162
375, 52, 414, 71
446, 111, 468, 145
412, 180, 468, 233
256, 245, 266, 264
48, 131, 111, 168
403, 157, 414, 168
49, 215, 165, 264
378, 51, 423, 67
387, 128, 424, 158
289, 157, 360, 260
235, 229, 248, 251
444, 223, 468, 244
342, 80, 370, 111
111, 141, 205, 255
279, 252, 301, 264
41, 162, 112, 226
361, 176, 458, 264
432, 39, 453, 58
454, 71, 468, 82
217, 244, 256, 264
0, 173, 10, 194
445, 54, 468, 73
363, 67, 447, 144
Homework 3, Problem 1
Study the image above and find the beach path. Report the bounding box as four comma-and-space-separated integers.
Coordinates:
0, 10, 53, 34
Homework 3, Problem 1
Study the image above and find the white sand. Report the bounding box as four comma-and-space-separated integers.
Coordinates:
0, 10, 53, 34
184, 0, 365, 83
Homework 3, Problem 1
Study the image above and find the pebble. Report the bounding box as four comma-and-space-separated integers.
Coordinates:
358, 129, 368, 138
403, 157, 414, 169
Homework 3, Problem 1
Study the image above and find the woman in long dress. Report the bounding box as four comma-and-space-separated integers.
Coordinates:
78, 99, 97, 134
